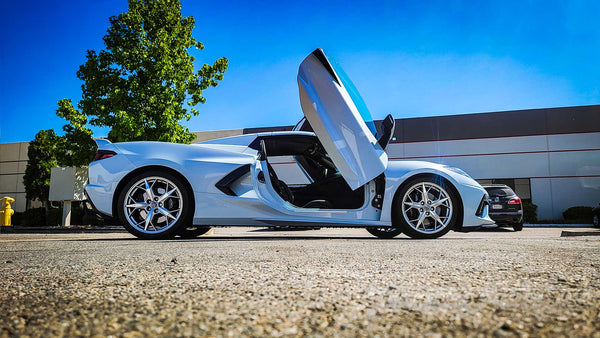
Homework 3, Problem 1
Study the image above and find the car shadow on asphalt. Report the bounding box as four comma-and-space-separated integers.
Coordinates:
474, 227, 516, 233
63, 235, 486, 243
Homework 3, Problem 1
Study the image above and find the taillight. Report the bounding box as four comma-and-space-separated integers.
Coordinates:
93, 150, 117, 161
508, 197, 521, 204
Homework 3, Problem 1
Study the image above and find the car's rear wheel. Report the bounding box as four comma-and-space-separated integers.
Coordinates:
366, 227, 403, 239
593, 214, 599, 228
117, 170, 192, 239
393, 176, 459, 239
178, 226, 212, 238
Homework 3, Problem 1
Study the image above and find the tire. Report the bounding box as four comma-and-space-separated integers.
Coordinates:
593, 214, 599, 228
366, 227, 403, 239
117, 170, 193, 239
393, 176, 459, 239
513, 222, 523, 231
177, 226, 212, 238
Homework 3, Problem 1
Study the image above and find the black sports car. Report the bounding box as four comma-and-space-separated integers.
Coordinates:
482, 184, 524, 231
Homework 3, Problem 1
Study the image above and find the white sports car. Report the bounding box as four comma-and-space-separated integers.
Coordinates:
85, 48, 493, 239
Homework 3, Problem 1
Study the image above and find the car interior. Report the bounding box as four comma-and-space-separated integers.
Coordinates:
254, 115, 395, 210
255, 134, 364, 209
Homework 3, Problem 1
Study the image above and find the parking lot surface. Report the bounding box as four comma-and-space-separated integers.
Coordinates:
1, 227, 599, 337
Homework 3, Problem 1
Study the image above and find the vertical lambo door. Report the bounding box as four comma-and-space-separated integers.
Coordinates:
250, 48, 390, 227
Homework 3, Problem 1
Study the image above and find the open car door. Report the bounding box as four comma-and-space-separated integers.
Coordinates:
297, 48, 388, 190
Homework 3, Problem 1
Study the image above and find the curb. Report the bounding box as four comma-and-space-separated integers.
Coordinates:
524, 224, 594, 228
560, 230, 600, 237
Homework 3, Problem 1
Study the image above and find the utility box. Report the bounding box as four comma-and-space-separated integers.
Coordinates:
49, 167, 87, 202
49, 167, 88, 227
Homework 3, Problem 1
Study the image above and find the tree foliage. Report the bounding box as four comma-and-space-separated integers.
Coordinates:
76, 0, 228, 143
24, 0, 227, 206
55, 99, 96, 167
23, 129, 58, 206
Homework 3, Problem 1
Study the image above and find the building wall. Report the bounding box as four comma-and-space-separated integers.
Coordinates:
385, 132, 600, 220
0, 142, 29, 212
232, 105, 600, 220
193, 129, 243, 143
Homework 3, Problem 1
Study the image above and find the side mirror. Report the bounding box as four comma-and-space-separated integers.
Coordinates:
377, 114, 396, 150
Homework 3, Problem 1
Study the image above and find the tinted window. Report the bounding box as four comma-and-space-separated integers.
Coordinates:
485, 187, 515, 197
329, 58, 378, 138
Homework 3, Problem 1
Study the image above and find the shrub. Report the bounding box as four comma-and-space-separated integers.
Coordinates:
522, 201, 538, 223
562, 206, 593, 223
11, 212, 24, 226
46, 208, 63, 226
21, 207, 46, 227
71, 202, 85, 225
82, 214, 105, 226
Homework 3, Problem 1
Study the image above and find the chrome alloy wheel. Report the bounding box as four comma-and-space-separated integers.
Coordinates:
401, 182, 453, 234
123, 176, 183, 234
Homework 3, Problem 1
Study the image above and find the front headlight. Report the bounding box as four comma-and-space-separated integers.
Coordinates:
444, 166, 473, 179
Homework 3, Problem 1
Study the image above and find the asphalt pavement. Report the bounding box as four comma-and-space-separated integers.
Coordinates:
1, 227, 599, 337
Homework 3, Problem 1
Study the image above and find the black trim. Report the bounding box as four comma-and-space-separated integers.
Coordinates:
475, 195, 489, 217
312, 48, 340, 85
259, 219, 377, 228
454, 226, 483, 233
371, 174, 385, 209
248, 137, 261, 151
215, 164, 252, 196
83, 191, 115, 222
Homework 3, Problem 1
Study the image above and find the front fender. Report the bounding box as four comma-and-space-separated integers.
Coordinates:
380, 161, 493, 228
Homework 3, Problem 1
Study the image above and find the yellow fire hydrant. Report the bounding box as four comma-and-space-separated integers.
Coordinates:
1, 197, 15, 226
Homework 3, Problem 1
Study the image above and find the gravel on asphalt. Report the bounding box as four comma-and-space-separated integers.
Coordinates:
0, 228, 599, 337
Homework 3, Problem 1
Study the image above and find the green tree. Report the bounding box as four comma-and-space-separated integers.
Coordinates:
23, 129, 59, 208
74, 0, 228, 144
55, 99, 96, 167
23, 104, 96, 208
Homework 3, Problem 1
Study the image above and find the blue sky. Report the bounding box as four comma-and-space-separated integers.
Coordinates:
1, 0, 599, 143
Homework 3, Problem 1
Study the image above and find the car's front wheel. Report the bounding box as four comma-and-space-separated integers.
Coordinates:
117, 170, 192, 239
513, 222, 524, 231
593, 214, 599, 228
393, 176, 459, 239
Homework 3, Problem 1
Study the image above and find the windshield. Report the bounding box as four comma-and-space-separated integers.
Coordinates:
329, 58, 378, 138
